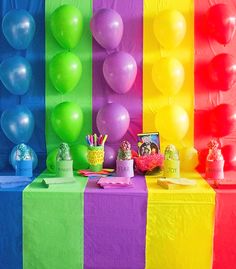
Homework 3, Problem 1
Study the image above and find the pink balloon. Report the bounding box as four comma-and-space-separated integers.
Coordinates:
96, 103, 130, 142
103, 51, 137, 94
104, 145, 117, 168
90, 8, 123, 50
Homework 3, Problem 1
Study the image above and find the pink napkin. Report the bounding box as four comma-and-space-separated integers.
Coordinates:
97, 177, 132, 189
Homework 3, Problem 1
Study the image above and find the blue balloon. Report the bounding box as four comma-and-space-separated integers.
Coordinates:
2, 9, 36, 50
0, 56, 32, 95
1, 105, 35, 144
10, 145, 38, 170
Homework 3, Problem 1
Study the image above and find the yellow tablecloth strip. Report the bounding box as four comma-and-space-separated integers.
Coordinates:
145, 172, 215, 269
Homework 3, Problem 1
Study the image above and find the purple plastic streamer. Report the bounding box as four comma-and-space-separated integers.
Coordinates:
92, 0, 143, 152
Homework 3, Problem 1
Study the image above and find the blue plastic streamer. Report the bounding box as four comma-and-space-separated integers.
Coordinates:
0, 0, 46, 172
0, 1, 46, 268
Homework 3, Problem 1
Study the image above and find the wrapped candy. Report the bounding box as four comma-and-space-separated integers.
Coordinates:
207, 140, 224, 161
15, 143, 32, 160
164, 144, 179, 161
118, 140, 132, 160
56, 143, 72, 161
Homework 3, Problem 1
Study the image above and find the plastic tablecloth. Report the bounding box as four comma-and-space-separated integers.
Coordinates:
23, 172, 87, 269
145, 172, 215, 269
84, 175, 147, 269
0, 183, 29, 269
2, 172, 236, 269
207, 171, 236, 269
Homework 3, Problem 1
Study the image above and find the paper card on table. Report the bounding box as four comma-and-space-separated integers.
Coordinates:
0, 176, 31, 188
42, 177, 76, 188
157, 177, 196, 189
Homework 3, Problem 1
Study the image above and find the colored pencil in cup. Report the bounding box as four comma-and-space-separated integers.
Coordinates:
102, 135, 108, 145
86, 135, 89, 144
98, 134, 102, 146
94, 133, 97, 146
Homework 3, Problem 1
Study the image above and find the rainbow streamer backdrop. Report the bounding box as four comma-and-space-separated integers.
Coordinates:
0, 0, 236, 269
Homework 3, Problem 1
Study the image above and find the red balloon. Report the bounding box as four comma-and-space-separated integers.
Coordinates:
206, 4, 236, 45
208, 54, 236, 91
222, 145, 236, 170
210, 104, 236, 137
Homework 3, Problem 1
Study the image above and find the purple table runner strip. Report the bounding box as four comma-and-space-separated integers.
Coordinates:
84, 175, 147, 269
92, 0, 143, 151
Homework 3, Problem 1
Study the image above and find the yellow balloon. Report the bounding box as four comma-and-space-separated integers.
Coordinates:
180, 147, 199, 171
155, 105, 189, 141
153, 9, 186, 49
152, 57, 185, 96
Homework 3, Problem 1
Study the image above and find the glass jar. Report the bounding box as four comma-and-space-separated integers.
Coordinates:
164, 145, 180, 178
206, 149, 224, 180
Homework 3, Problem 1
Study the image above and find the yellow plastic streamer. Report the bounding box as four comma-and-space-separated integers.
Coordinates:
143, 0, 194, 151
143, 1, 215, 268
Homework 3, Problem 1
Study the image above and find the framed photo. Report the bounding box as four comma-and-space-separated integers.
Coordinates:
137, 132, 160, 156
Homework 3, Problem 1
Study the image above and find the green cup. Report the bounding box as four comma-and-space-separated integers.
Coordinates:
164, 159, 180, 178
87, 146, 104, 172
56, 160, 73, 177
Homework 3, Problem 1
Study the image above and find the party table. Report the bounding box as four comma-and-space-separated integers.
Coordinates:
2, 172, 236, 269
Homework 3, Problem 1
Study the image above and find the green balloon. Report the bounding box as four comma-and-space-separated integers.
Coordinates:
50, 4, 83, 49
70, 144, 89, 170
49, 52, 82, 94
51, 102, 83, 143
46, 148, 58, 173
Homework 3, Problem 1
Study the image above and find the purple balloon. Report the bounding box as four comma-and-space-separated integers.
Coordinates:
104, 145, 117, 168
96, 103, 130, 142
90, 8, 123, 50
103, 51, 137, 94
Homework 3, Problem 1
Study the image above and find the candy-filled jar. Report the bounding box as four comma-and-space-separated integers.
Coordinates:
206, 140, 224, 180
163, 144, 180, 178
15, 143, 33, 177
56, 143, 73, 177
116, 141, 134, 177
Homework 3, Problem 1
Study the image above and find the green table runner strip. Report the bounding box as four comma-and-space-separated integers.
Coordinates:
45, 0, 92, 153
23, 172, 88, 269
